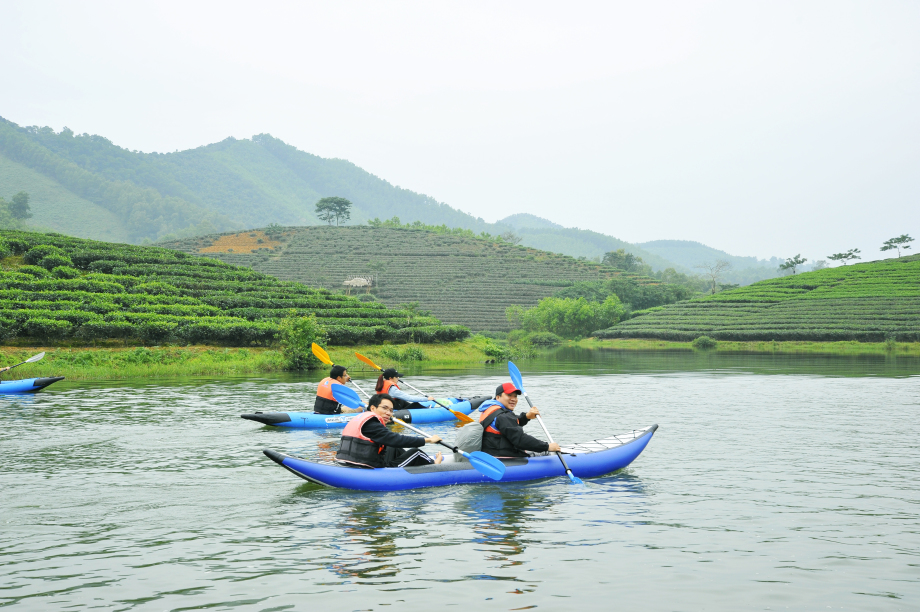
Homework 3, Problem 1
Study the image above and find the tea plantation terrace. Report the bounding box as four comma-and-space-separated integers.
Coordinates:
596, 255, 920, 342
162, 226, 664, 332
0, 230, 468, 345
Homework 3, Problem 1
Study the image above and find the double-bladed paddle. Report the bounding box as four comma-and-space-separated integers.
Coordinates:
354, 351, 474, 424
311, 343, 371, 398
508, 361, 583, 485
331, 384, 506, 481
0, 352, 45, 378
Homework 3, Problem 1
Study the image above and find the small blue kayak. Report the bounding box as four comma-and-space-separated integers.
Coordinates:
0, 377, 65, 394
263, 425, 658, 491
242, 396, 489, 429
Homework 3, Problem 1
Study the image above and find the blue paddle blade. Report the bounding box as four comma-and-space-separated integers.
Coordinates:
331, 383, 364, 409
507, 361, 525, 392
467, 450, 506, 481
567, 471, 584, 485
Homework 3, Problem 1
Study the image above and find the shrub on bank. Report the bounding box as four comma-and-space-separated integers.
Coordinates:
691, 335, 717, 349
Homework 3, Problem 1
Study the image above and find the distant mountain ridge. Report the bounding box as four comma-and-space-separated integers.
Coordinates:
0, 116, 778, 284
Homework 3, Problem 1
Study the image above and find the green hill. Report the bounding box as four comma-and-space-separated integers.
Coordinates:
0, 117, 691, 270
596, 255, 920, 342
0, 230, 467, 346
498, 214, 679, 270
638, 239, 780, 284
162, 225, 667, 332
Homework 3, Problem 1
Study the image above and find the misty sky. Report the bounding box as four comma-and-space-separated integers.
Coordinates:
2, 0, 918, 262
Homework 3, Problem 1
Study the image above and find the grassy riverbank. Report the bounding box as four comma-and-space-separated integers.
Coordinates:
5, 337, 916, 382
0, 340, 494, 381
580, 338, 920, 356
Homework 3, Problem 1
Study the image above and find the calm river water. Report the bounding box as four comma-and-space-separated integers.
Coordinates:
2, 349, 918, 611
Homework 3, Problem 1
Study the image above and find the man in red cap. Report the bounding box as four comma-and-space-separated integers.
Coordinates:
477, 382, 561, 458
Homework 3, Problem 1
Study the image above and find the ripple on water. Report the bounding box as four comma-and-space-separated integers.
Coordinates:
1, 358, 919, 610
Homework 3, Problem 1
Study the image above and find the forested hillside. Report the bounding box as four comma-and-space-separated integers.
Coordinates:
0, 230, 467, 346
162, 226, 669, 332
638, 239, 780, 284
498, 213, 677, 270
1, 117, 784, 279
596, 255, 920, 342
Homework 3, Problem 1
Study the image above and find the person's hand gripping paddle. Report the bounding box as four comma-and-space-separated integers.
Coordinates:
354, 352, 474, 423
311, 343, 371, 398
508, 361, 583, 485
0, 352, 45, 378
331, 384, 506, 481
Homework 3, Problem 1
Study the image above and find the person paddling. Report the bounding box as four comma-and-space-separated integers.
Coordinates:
375, 368, 435, 410
478, 382, 561, 458
335, 393, 444, 468
314, 365, 363, 415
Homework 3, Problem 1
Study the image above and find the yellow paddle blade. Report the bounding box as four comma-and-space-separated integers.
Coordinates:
354, 352, 382, 371
311, 343, 333, 366
452, 410, 474, 424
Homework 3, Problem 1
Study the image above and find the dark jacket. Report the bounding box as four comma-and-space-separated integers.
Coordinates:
361, 418, 426, 449
336, 415, 427, 468
314, 395, 342, 414
481, 406, 549, 458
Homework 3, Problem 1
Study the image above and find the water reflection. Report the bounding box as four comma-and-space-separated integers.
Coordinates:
458, 486, 550, 571
330, 496, 403, 581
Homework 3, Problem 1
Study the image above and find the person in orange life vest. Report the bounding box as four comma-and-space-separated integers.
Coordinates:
314, 365, 363, 415
375, 368, 435, 410
478, 382, 562, 458
335, 393, 444, 468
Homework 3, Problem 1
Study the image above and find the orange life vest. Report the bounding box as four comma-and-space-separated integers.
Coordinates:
341, 411, 386, 440
381, 379, 399, 394
478, 400, 506, 435
336, 411, 388, 468
317, 377, 338, 400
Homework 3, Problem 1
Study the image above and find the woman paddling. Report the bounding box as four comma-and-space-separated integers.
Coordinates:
336, 393, 443, 468
375, 368, 435, 410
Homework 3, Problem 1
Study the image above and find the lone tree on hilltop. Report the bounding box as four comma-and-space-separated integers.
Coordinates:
880, 234, 914, 258
315, 197, 352, 226
828, 248, 861, 265
779, 254, 807, 275
9, 192, 32, 219
694, 260, 733, 294
603, 249, 643, 272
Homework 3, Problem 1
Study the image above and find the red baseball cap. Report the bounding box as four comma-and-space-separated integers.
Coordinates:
495, 382, 522, 396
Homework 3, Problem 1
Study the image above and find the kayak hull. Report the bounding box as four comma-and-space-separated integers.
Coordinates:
0, 377, 65, 394
264, 424, 658, 491
242, 397, 488, 429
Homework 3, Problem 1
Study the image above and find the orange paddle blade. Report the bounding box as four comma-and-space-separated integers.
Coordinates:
451, 410, 474, 424
354, 352, 382, 371
311, 343, 333, 366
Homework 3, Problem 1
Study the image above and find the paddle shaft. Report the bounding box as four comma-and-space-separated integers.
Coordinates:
393, 417, 466, 456
396, 378, 474, 423
0, 352, 45, 378
354, 352, 471, 423
519, 392, 577, 479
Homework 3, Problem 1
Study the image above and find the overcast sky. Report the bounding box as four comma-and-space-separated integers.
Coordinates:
2, 0, 918, 261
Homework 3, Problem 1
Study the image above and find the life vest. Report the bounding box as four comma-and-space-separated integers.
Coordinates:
379, 378, 411, 410
314, 377, 342, 414
336, 411, 387, 468
478, 400, 506, 435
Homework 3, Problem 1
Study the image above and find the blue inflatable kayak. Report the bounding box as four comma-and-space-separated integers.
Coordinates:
242, 396, 490, 429
0, 377, 65, 394
263, 424, 658, 490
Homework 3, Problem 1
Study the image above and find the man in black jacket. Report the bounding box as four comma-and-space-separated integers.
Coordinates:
336, 393, 443, 468
479, 382, 561, 458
